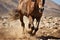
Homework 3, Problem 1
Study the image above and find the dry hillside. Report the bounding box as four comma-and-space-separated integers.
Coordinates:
0, 0, 60, 40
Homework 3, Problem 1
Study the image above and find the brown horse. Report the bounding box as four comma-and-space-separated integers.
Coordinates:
16, 0, 45, 35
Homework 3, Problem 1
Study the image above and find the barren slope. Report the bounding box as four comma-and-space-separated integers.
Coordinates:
0, 0, 60, 40
43, 0, 60, 17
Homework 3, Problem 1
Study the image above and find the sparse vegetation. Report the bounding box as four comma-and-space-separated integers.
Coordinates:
0, 11, 60, 40
0, 0, 60, 40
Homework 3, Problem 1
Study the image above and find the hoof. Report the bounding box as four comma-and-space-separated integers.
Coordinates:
28, 31, 36, 36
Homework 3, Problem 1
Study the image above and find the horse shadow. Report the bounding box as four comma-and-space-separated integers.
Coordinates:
36, 36, 60, 40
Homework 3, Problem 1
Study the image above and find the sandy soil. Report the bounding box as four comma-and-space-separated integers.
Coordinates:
0, 12, 60, 40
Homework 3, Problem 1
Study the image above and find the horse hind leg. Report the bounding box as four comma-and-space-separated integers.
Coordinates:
28, 18, 39, 36
29, 18, 36, 36
28, 16, 34, 35
28, 16, 38, 36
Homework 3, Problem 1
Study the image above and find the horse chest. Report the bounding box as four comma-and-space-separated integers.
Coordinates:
21, 1, 35, 15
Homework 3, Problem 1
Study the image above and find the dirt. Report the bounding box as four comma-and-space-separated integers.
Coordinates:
0, 13, 60, 40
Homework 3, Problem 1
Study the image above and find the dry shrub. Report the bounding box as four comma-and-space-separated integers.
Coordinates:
8, 10, 20, 21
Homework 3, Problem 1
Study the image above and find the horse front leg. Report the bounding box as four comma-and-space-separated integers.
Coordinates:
33, 16, 42, 35
28, 16, 34, 35
20, 15, 25, 34
34, 12, 42, 35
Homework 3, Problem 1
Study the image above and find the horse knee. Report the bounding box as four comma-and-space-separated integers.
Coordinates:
35, 28, 38, 32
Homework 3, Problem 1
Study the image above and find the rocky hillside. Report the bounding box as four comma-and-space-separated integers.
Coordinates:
0, 0, 18, 16
0, 0, 60, 40
43, 0, 60, 17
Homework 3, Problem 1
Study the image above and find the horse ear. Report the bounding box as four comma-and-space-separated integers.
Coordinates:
39, 0, 45, 8
42, 0, 45, 6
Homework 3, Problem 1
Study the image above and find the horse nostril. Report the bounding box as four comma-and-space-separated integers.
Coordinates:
29, 24, 31, 28
39, 8, 44, 12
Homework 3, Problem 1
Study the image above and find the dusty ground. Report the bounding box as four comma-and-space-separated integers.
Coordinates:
0, 12, 60, 40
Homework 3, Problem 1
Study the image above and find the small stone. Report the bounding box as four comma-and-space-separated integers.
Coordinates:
47, 34, 50, 36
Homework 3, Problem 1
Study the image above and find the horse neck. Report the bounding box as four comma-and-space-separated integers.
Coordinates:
34, 0, 39, 10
